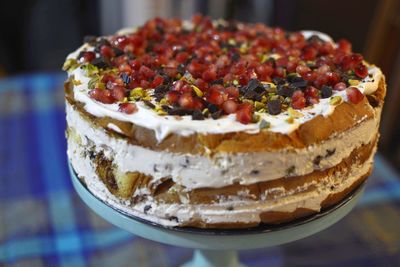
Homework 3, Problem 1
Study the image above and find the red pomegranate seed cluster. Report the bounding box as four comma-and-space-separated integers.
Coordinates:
69, 15, 370, 124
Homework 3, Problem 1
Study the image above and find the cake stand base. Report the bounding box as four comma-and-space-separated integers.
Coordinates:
182, 250, 244, 267
69, 163, 364, 267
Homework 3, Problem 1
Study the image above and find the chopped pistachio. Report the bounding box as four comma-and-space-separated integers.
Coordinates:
288, 107, 304, 118
192, 85, 203, 97
329, 95, 343, 106
258, 108, 266, 113
72, 79, 82, 86
202, 108, 209, 116
159, 98, 168, 105
252, 113, 261, 123
254, 101, 265, 110
260, 54, 268, 63
82, 64, 99, 76
95, 82, 105, 90
285, 117, 294, 124
259, 119, 271, 129
348, 79, 360, 86
233, 80, 239, 86
62, 58, 78, 71
228, 38, 236, 46
88, 76, 100, 89
243, 99, 254, 105
122, 97, 128, 103
261, 95, 268, 103
130, 87, 144, 99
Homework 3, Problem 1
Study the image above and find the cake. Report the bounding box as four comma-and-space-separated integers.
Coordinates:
64, 15, 385, 228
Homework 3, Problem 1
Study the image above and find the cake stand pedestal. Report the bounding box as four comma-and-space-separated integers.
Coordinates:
69, 164, 364, 267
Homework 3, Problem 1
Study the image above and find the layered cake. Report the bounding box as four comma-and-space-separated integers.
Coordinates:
64, 15, 385, 228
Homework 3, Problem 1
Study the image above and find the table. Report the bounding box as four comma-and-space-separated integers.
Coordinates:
1, 73, 400, 267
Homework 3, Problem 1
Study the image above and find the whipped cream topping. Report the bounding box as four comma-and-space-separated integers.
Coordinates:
67, 30, 382, 142
66, 102, 378, 190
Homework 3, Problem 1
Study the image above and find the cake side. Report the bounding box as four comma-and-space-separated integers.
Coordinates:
64, 16, 386, 228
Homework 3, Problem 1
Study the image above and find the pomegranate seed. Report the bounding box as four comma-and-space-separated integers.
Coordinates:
207, 89, 225, 105
334, 82, 347, 91
236, 103, 253, 124
151, 75, 164, 88
111, 86, 125, 101
225, 86, 239, 100
304, 86, 319, 98
355, 63, 368, 78
101, 74, 115, 83
100, 45, 115, 58
292, 90, 306, 109
346, 87, 364, 104
222, 100, 238, 114
166, 91, 180, 105
176, 52, 189, 63
118, 103, 138, 114
179, 93, 195, 109
89, 88, 115, 104
139, 65, 155, 79
302, 46, 318, 61
81, 51, 95, 62
202, 68, 217, 82
337, 39, 352, 54
296, 65, 311, 76
129, 59, 142, 70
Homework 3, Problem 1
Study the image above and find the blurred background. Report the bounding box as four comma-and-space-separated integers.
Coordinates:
0, 0, 399, 266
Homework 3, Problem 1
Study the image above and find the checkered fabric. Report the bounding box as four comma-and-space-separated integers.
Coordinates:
1, 73, 400, 267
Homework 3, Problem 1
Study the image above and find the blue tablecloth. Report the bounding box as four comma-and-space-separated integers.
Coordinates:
1, 73, 400, 267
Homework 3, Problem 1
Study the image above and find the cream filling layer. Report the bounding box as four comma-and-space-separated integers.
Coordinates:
67, 31, 382, 142
66, 102, 378, 190
68, 131, 374, 226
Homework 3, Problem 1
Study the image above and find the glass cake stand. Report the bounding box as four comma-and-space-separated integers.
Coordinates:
69, 162, 365, 267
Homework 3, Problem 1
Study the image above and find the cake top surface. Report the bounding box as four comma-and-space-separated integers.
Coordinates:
64, 15, 381, 141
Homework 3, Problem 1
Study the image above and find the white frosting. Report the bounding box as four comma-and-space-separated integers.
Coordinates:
67, 29, 382, 142
68, 130, 375, 226
66, 102, 378, 190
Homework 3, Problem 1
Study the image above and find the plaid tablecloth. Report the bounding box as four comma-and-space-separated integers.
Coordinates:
1, 73, 400, 267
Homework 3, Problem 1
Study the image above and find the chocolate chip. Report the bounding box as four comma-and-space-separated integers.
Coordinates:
289, 77, 308, 89
208, 103, 219, 113
232, 52, 240, 62
113, 47, 124, 57
91, 57, 109, 69
320, 85, 333, 98
144, 205, 151, 214
211, 110, 223, 119
227, 206, 234, 211
326, 148, 336, 157
250, 170, 260, 175
192, 110, 205, 120
268, 99, 282, 115
211, 78, 224, 85
143, 100, 155, 109
313, 155, 323, 166
277, 84, 294, 97
169, 216, 179, 222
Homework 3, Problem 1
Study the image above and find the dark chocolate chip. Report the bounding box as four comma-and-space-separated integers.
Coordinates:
208, 103, 219, 113
91, 57, 109, 69
267, 99, 282, 115
227, 206, 234, 211
113, 47, 124, 57
144, 205, 151, 214
313, 155, 323, 166
211, 110, 223, 119
192, 110, 205, 120
232, 52, 240, 62
277, 84, 294, 97
320, 85, 333, 98
326, 148, 336, 157
250, 170, 260, 175
211, 78, 224, 85
143, 100, 155, 109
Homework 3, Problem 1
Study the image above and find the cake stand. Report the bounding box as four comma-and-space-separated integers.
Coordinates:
69, 163, 365, 267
